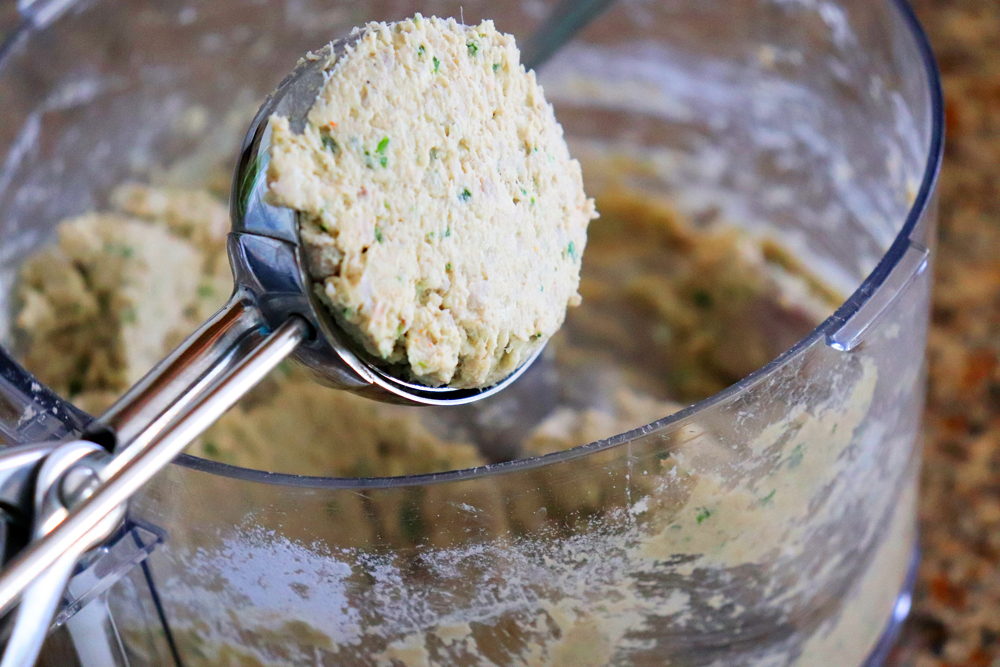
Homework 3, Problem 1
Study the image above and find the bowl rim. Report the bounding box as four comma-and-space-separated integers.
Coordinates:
0, 0, 944, 491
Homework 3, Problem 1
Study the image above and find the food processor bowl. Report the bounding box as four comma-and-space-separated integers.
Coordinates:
0, 0, 942, 666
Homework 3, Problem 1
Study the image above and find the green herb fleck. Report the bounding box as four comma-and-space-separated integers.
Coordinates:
350, 459, 374, 478
761, 489, 777, 505
202, 441, 220, 457
521, 187, 527, 195
444, 226, 452, 237
385, 200, 391, 210
105, 243, 134, 259
692, 290, 713, 308
187, 640, 208, 659
459, 188, 472, 202
786, 443, 805, 469
376, 136, 389, 154
445, 262, 452, 271
429, 147, 438, 160
533, 332, 543, 339
425, 232, 435, 242
197, 284, 215, 298
325, 499, 340, 518
321, 135, 339, 154
399, 499, 425, 543
343, 307, 353, 318
375, 226, 384, 243
418, 44, 426, 56
564, 241, 577, 260
696, 507, 713, 524
530, 196, 535, 205
379, 156, 387, 168
493, 62, 500, 71
433, 56, 440, 72
467, 40, 479, 55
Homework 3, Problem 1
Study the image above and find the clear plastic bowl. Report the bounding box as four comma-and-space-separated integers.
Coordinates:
0, 0, 942, 665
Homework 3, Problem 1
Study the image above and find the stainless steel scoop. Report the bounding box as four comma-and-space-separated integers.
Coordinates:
229, 45, 546, 407
102, 38, 562, 455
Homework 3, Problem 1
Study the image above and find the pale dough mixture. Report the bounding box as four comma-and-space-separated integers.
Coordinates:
267, 16, 597, 389
14, 182, 832, 477
13, 185, 231, 412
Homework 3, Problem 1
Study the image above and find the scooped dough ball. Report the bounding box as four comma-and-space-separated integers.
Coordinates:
267, 15, 597, 389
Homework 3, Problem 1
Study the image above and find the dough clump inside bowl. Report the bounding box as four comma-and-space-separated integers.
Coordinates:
13, 180, 837, 478
266, 15, 597, 389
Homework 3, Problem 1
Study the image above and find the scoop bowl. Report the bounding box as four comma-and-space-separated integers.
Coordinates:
228, 42, 544, 406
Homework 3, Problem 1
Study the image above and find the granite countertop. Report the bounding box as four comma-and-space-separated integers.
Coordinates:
886, 2, 1000, 666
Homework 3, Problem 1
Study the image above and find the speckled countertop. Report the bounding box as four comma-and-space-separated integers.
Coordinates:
886, 2, 1000, 666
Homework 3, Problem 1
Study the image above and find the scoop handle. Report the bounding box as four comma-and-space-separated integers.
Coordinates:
0, 307, 308, 620
97, 289, 267, 456
520, 0, 618, 71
